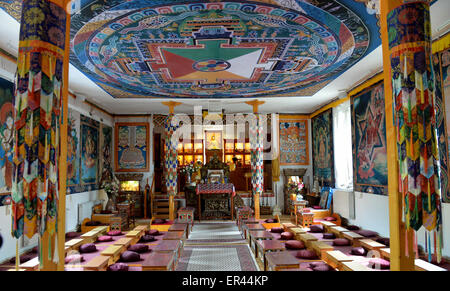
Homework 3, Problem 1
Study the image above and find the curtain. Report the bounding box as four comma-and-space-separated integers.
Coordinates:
333, 100, 353, 190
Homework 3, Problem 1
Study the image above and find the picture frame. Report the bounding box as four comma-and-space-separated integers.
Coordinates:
115, 122, 150, 172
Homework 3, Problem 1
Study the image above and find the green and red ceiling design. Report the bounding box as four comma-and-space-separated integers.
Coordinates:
2, 0, 382, 98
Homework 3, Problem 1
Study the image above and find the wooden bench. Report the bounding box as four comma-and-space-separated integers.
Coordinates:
101, 245, 125, 265
414, 259, 447, 271
80, 229, 103, 243
142, 252, 175, 271
265, 251, 300, 271
310, 241, 334, 260
359, 239, 386, 251
255, 240, 285, 271
281, 222, 296, 232
19, 257, 39, 271
134, 224, 149, 232
248, 230, 274, 255
65, 238, 85, 253
297, 233, 318, 248
342, 231, 365, 246
319, 221, 338, 232
154, 240, 182, 263
245, 224, 266, 243
92, 225, 109, 234
329, 226, 350, 237
341, 261, 373, 271
114, 237, 134, 249
325, 250, 353, 270
83, 255, 110, 271
241, 219, 261, 238
168, 223, 189, 239
290, 227, 307, 240
125, 230, 144, 244
380, 248, 390, 259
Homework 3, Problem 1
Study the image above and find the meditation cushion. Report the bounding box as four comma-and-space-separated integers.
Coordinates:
85, 220, 101, 226
97, 235, 113, 242
65, 254, 84, 264
350, 247, 367, 256
280, 232, 294, 240
128, 244, 149, 253
324, 216, 337, 221
285, 240, 305, 250
356, 229, 378, 238
264, 218, 276, 223
322, 233, 335, 239
108, 263, 129, 272
295, 249, 318, 260
309, 224, 324, 233
333, 238, 351, 246
270, 227, 284, 233
65, 232, 81, 239
346, 225, 360, 231
107, 230, 122, 236
140, 235, 156, 242
153, 218, 166, 224
121, 251, 141, 262
79, 243, 97, 253
368, 258, 390, 270
376, 237, 390, 247
9, 253, 35, 264
312, 206, 322, 209
31, 246, 39, 254
146, 229, 160, 236
312, 264, 333, 271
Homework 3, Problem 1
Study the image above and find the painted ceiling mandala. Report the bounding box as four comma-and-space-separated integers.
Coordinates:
2, 0, 381, 98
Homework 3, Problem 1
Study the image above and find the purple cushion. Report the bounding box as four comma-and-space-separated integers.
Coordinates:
280, 232, 294, 240
108, 263, 129, 272
368, 258, 390, 270
376, 237, 390, 247
270, 227, 284, 233
121, 251, 140, 262
322, 233, 335, 239
153, 219, 166, 224
65, 254, 85, 264
333, 238, 351, 246
312, 206, 322, 209
346, 225, 360, 231
65, 232, 81, 239
264, 218, 276, 223
146, 229, 160, 236
79, 243, 97, 253
85, 220, 102, 226
139, 235, 156, 242
128, 244, 149, 253
97, 235, 113, 242
356, 229, 378, 238
285, 240, 305, 250
312, 264, 333, 271
9, 253, 35, 264
324, 216, 337, 221
295, 249, 318, 260
350, 247, 367, 256
309, 224, 324, 233
107, 230, 123, 236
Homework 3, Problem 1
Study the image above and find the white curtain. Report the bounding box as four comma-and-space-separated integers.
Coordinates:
333, 100, 353, 190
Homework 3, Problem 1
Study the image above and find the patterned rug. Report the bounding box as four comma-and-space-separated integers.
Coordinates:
176, 244, 259, 271
186, 222, 245, 243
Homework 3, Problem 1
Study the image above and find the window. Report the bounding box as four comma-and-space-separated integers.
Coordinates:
333, 100, 353, 190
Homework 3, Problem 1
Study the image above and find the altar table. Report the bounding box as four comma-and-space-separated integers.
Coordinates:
196, 183, 235, 221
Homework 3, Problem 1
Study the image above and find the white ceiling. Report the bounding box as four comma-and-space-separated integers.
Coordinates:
0, 0, 449, 115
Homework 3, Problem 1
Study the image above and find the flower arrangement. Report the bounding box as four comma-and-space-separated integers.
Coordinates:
101, 174, 120, 197
179, 161, 202, 176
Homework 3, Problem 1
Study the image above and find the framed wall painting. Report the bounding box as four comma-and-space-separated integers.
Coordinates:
311, 109, 334, 187
115, 122, 149, 172
80, 115, 100, 187
0, 76, 14, 205
351, 80, 388, 195
278, 117, 309, 165
67, 108, 81, 190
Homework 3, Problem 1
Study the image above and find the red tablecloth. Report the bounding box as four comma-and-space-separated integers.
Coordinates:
196, 183, 236, 196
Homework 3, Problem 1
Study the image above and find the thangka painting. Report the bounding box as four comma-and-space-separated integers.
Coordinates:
80, 115, 100, 187
100, 124, 113, 179
435, 47, 450, 203
62, 0, 380, 99
351, 81, 388, 195
67, 108, 81, 193
115, 123, 149, 172
0, 77, 14, 206
206, 131, 222, 150
279, 119, 308, 165
312, 109, 334, 187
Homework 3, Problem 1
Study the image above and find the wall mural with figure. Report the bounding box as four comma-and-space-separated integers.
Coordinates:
351, 81, 388, 195
81, 115, 100, 187
115, 122, 149, 172
279, 118, 308, 165
0, 77, 14, 206
312, 109, 334, 187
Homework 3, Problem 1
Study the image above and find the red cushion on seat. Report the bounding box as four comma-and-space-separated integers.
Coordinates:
79, 243, 97, 253
369, 258, 390, 270
333, 238, 351, 246
346, 225, 360, 231
356, 229, 378, 238
312, 206, 322, 209
120, 251, 141, 262
295, 250, 318, 260
153, 219, 166, 224
312, 264, 333, 271
324, 216, 337, 221
65, 254, 85, 264
146, 229, 160, 236
65, 232, 81, 239
97, 235, 113, 242
285, 240, 305, 250
270, 227, 284, 233
309, 224, 324, 233
139, 235, 156, 242
350, 247, 367, 256
108, 263, 129, 271
322, 233, 335, 239
280, 232, 294, 240
376, 237, 390, 247
128, 244, 149, 253
264, 218, 276, 223
107, 230, 122, 236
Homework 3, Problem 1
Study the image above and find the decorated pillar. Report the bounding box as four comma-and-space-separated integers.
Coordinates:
246, 100, 265, 220
380, 0, 443, 269
162, 101, 181, 221
12, 0, 70, 270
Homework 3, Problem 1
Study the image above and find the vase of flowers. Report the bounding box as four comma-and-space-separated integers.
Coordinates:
180, 161, 202, 186
101, 173, 120, 212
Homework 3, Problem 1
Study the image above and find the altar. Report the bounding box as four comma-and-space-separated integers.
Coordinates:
196, 183, 235, 221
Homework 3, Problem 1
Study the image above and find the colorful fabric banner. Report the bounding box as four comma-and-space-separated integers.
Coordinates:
164, 114, 179, 196
388, 0, 443, 261
312, 109, 334, 187
12, 0, 67, 240
250, 114, 264, 199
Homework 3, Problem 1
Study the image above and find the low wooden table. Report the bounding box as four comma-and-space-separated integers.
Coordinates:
126, 230, 143, 244
319, 221, 338, 231
19, 257, 39, 271
256, 240, 285, 271
134, 224, 149, 232
414, 259, 447, 271
241, 219, 261, 239
65, 238, 85, 252
325, 250, 353, 270
114, 237, 134, 249
380, 248, 390, 259
341, 261, 373, 271
162, 231, 185, 248
248, 230, 273, 254
245, 224, 266, 242
80, 230, 102, 243
265, 251, 300, 271
155, 240, 182, 263
310, 241, 334, 260
281, 222, 296, 231
297, 233, 318, 248
101, 245, 125, 265
142, 252, 175, 271
329, 226, 350, 237
169, 223, 189, 239
83, 255, 110, 271
342, 231, 365, 245
359, 239, 386, 251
